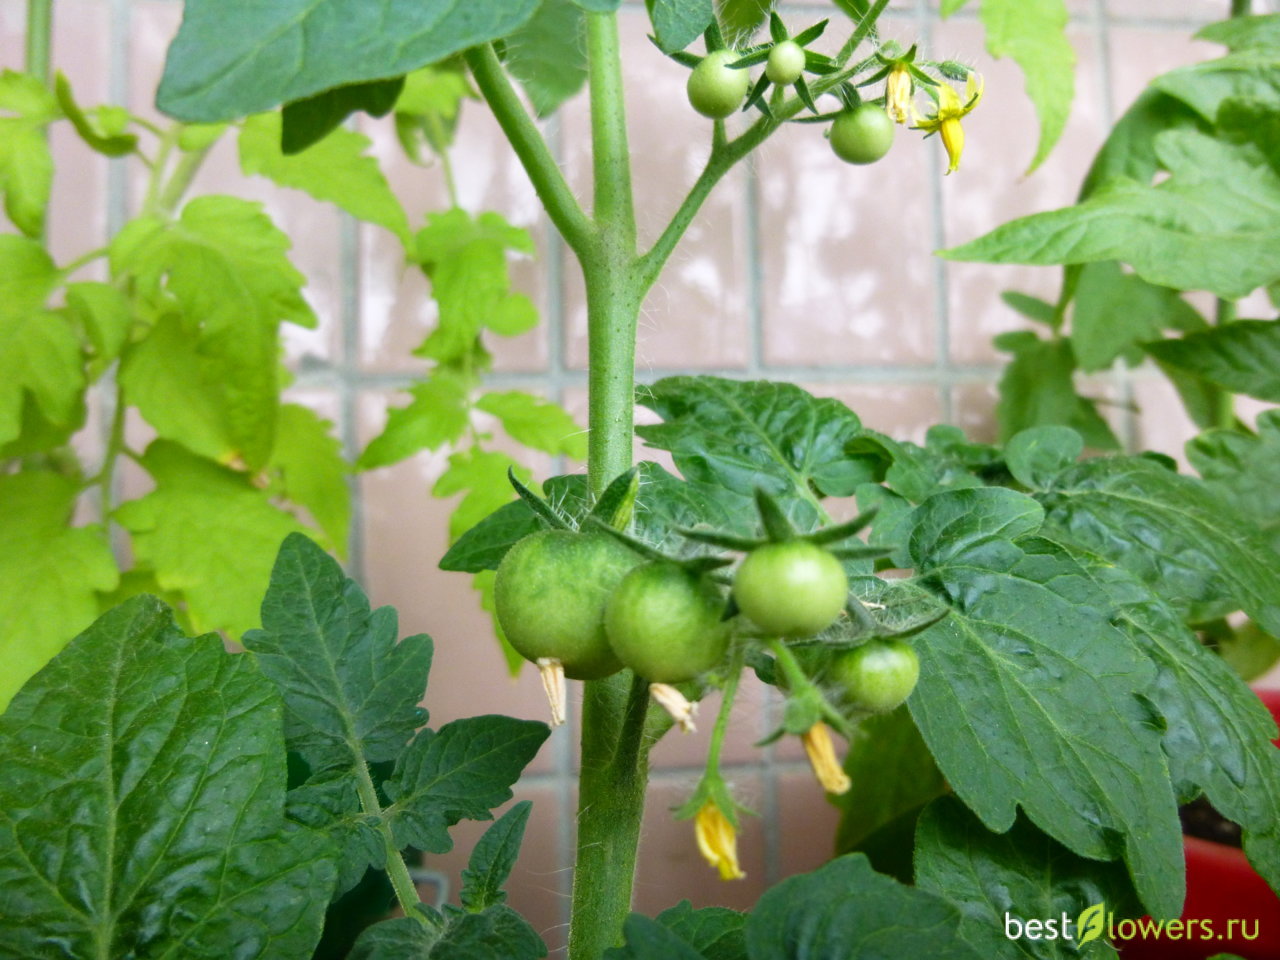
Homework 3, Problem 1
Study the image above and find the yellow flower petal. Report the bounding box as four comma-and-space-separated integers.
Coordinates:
801, 722, 851, 795
695, 800, 746, 880
885, 65, 913, 125
940, 117, 965, 174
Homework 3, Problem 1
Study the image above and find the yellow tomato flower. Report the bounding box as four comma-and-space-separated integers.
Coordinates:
801, 722, 851, 795
912, 73, 984, 174
885, 64, 913, 125
695, 799, 746, 880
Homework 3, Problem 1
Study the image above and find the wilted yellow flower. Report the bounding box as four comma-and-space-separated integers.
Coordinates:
912, 73, 984, 174
885, 64, 913, 124
801, 722, 851, 795
695, 800, 745, 880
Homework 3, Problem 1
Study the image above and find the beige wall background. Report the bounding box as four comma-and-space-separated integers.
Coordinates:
2, 0, 1274, 952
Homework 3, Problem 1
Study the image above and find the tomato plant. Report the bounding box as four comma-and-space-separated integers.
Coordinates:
829, 640, 920, 714
829, 103, 895, 164
766, 40, 806, 86
733, 540, 849, 638
604, 560, 730, 683
494, 529, 640, 679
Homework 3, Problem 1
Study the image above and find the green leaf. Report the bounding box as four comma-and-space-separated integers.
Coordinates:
505, 0, 589, 117
435, 449, 531, 541
1145, 319, 1280, 403
115, 440, 311, 636
745, 854, 983, 959
65, 281, 132, 377
940, 0, 973, 14
53, 71, 137, 156
384, 715, 550, 853
646, 0, 715, 54
1004, 425, 1083, 490
394, 63, 476, 161
461, 801, 532, 912
607, 915, 712, 960
414, 209, 538, 363
904, 489, 1184, 917
0, 471, 118, 711
1000, 290, 1057, 327
348, 913, 443, 960
244, 533, 432, 772
978, 0, 1074, 173
0, 237, 84, 447
570, 0, 622, 9
1153, 20, 1280, 125
653, 902, 746, 960
1072, 261, 1205, 371
915, 797, 1139, 960
440, 501, 545, 573
1188, 410, 1280, 554
156, 0, 541, 122
1057, 546, 1280, 851
0, 69, 58, 237
269, 403, 351, 557
637, 376, 861, 515
476, 390, 588, 458
1029, 455, 1280, 634
1079, 88, 1202, 200
111, 195, 315, 468
993, 332, 1119, 449
834, 706, 947, 853
945, 130, 1280, 301
284, 773, 382, 896
359, 372, 472, 471
0, 597, 336, 958
239, 112, 411, 244
715, 0, 771, 43
280, 77, 404, 154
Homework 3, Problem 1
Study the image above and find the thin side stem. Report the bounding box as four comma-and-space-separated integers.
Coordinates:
156, 139, 215, 216
464, 44, 593, 255
97, 383, 127, 521
25, 0, 53, 86
1231, 0, 1251, 16
353, 760, 433, 927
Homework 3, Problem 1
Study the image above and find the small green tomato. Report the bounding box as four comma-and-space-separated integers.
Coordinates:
733, 540, 848, 638
494, 529, 641, 679
765, 39, 806, 86
830, 640, 920, 713
829, 103, 895, 165
604, 561, 730, 683
687, 49, 751, 119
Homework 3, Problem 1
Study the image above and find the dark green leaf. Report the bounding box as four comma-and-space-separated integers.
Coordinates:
835, 706, 947, 852
385, 716, 550, 853
461, 801, 532, 912
428, 905, 546, 959
280, 77, 404, 154
1003, 425, 1082, 490
1072, 261, 1205, 371
654, 902, 746, 960
439, 500, 545, 573
637, 376, 860, 516
1031, 455, 1280, 633
916, 797, 1139, 960
904, 489, 1184, 917
1188, 410, 1280, 554
0, 597, 336, 958
606, 914, 712, 960
994, 332, 1119, 449
647, 0, 716, 54
744, 854, 984, 959
1145, 319, 1280, 403
349, 912, 443, 960
243, 533, 433, 773
570, 0, 622, 9
286, 773, 384, 896
157, 0, 541, 122
505, 0, 589, 117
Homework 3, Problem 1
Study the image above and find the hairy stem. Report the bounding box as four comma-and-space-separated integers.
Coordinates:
352, 759, 432, 926
464, 44, 593, 255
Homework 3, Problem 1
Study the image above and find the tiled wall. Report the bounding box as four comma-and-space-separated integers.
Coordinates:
2, 0, 1271, 951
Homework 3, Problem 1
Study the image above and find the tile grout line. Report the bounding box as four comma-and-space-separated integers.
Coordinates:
340, 215, 366, 582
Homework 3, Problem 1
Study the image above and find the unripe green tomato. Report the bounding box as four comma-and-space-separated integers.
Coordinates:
829, 104, 895, 165
604, 561, 730, 683
494, 529, 641, 679
830, 640, 920, 713
766, 39, 806, 86
687, 49, 750, 119
732, 540, 848, 638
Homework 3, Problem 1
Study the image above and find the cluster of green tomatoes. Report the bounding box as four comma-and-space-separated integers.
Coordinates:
492, 476, 921, 727
679, 16, 899, 166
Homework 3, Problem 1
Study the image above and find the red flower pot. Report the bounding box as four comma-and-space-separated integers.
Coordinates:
1119, 689, 1280, 960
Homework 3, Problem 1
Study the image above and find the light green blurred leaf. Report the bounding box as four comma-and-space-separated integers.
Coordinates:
270, 403, 351, 557
476, 390, 587, 458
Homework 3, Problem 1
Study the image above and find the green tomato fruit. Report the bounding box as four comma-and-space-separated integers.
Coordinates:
687, 49, 751, 119
766, 39, 806, 86
829, 104, 895, 165
733, 540, 848, 638
494, 529, 641, 679
604, 561, 730, 683
830, 640, 920, 713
